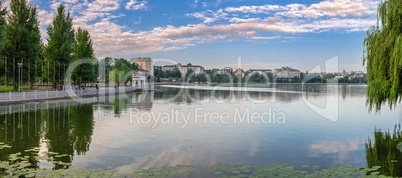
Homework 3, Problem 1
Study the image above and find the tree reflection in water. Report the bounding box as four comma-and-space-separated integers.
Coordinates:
366, 124, 402, 177
0, 103, 94, 170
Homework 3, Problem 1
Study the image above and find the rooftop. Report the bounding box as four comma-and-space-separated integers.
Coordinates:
131, 57, 152, 63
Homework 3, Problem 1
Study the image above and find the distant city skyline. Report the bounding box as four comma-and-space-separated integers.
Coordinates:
153, 58, 365, 73
17, 0, 377, 72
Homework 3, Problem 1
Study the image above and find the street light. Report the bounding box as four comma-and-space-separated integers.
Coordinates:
17, 62, 22, 91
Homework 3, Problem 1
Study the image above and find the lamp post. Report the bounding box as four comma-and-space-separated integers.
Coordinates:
17, 62, 22, 91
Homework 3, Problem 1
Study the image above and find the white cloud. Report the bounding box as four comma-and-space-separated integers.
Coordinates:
37, 10, 54, 26
32, 0, 379, 58
229, 17, 259, 23
78, 0, 121, 22
201, 2, 208, 8
63, 0, 78, 3
225, 0, 379, 18
249, 36, 281, 40
125, 0, 147, 10
187, 9, 228, 24
87, 0, 120, 12
226, 4, 285, 14
191, 0, 199, 8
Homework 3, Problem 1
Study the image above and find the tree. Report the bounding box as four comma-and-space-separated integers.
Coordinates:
366, 124, 402, 177
185, 68, 194, 82
171, 68, 181, 78
109, 59, 130, 86
26, 6, 41, 87
72, 27, 95, 85
363, 0, 402, 111
248, 73, 266, 83
98, 57, 113, 86
44, 4, 75, 89
5, 0, 41, 90
114, 58, 132, 84
0, 0, 6, 84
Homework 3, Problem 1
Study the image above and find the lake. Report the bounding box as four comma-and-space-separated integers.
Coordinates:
0, 84, 401, 177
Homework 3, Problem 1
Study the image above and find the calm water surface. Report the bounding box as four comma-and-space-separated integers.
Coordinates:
0, 84, 401, 176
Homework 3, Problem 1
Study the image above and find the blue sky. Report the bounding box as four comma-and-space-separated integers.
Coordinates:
9, 0, 379, 71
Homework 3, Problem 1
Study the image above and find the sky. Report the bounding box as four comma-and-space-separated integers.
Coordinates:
5, 0, 380, 72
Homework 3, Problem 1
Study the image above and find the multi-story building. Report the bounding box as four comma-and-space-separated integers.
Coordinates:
162, 63, 204, 75
234, 68, 246, 78
248, 69, 273, 75
130, 57, 154, 76
161, 65, 177, 72
181, 63, 204, 75
273, 67, 300, 79
130, 57, 154, 90
223, 67, 233, 75
211, 68, 223, 75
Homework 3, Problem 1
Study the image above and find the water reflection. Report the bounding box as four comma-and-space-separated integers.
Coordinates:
366, 124, 402, 177
0, 109, 42, 170
0, 103, 94, 170
153, 84, 367, 105
0, 83, 396, 176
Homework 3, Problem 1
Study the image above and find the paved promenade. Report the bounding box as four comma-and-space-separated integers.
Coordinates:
0, 86, 141, 104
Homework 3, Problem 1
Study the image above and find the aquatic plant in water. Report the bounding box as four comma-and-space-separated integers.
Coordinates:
0, 142, 390, 177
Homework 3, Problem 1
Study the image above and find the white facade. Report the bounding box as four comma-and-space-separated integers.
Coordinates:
162, 63, 204, 75
248, 69, 272, 75
274, 67, 300, 78
181, 65, 204, 75
132, 70, 152, 90
131, 57, 154, 77
234, 68, 245, 78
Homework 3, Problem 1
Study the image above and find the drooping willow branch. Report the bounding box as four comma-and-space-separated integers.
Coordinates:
363, 0, 402, 112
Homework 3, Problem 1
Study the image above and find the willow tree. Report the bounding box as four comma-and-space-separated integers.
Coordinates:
363, 0, 402, 111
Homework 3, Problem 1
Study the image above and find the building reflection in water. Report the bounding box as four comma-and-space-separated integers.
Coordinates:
0, 84, 368, 172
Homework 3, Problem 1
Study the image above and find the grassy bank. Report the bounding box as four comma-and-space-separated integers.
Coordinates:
0, 86, 35, 92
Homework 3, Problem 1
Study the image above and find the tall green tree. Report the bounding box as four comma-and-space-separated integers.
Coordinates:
363, 0, 402, 111
72, 27, 95, 85
4, 0, 41, 90
0, 0, 6, 85
26, 6, 41, 87
44, 4, 75, 89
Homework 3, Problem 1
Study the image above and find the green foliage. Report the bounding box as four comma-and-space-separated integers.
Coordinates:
43, 4, 75, 88
363, 0, 402, 111
98, 57, 113, 85
131, 164, 194, 178
208, 163, 384, 178
366, 124, 402, 177
0, 146, 387, 178
4, 0, 41, 89
0, 85, 31, 92
247, 73, 267, 83
26, 6, 41, 86
109, 59, 132, 86
171, 68, 181, 79
69, 105, 94, 155
185, 68, 194, 82
72, 27, 95, 85
0, 0, 6, 55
